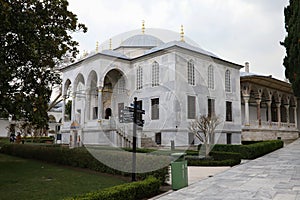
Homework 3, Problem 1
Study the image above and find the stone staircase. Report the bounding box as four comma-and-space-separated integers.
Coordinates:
141, 137, 158, 148
116, 129, 132, 148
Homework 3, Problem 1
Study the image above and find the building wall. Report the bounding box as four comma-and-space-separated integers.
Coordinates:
61, 48, 242, 146
0, 119, 9, 137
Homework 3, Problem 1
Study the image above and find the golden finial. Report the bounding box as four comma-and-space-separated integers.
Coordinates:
109, 38, 112, 50
142, 20, 145, 34
180, 25, 185, 42
96, 41, 99, 52
83, 50, 88, 57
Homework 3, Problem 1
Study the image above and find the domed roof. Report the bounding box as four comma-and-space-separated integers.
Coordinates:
120, 34, 164, 47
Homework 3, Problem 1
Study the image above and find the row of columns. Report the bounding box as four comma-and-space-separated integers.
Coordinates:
242, 91, 297, 128
61, 86, 104, 125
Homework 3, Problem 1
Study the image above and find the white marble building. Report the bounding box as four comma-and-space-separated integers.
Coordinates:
60, 27, 244, 147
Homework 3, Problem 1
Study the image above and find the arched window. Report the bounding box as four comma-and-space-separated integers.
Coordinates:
225, 70, 231, 92
152, 61, 159, 87
208, 65, 214, 89
136, 66, 143, 90
188, 60, 195, 85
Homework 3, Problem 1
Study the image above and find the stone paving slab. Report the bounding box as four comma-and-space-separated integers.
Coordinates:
156, 139, 300, 200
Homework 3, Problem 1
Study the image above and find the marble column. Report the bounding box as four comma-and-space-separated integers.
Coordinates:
276, 102, 281, 127
293, 105, 298, 128
244, 95, 250, 126
85, 89, 90, 121
256, 98, 261, 126
266, 100, 272, 124
62, 97, 66, 124
98, 86, 103, 120
284, 104, 290, 124
81, 91, 86, 126
71, 94, 76, 122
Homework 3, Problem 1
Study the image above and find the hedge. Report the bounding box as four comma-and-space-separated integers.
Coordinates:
186, 158, 240, 167
0, 144, 168, 184
66, 176, 161, 200
186, 151, 241, 166
211, 140, 284, 159
209, 151, 241, 161
23, 136, 55, 143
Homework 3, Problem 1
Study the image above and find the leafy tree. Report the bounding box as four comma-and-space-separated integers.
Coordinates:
0, 0, 87, 129
189, 115, 221, 158
281, 0, 300, 97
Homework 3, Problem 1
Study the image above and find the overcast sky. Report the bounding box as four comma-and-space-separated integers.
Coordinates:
68, 0, 289, 80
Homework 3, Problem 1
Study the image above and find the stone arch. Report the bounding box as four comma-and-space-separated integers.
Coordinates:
86, 70, 98, 89
48, 115, 57, 123
73, 73, 85, 93
73, 73, 85, 123
86, 70, 98, 120
101, 68, 127, 119
280, 94, 289, 123
100, 67, 127, 88
63, 79, 72, 97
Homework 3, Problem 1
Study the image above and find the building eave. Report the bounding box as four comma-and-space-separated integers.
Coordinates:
241, 75, 293, 94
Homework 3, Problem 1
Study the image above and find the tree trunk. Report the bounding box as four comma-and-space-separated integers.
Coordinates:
205, 143, 210, 158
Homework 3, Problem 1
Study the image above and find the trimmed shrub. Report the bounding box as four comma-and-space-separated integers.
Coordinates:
211, 140, 284, 159
0, 144, 168, 184
23, 136, 54, 143
122, 147, 155, 154
209, 151, 241, 161
65, 176, 160, 200
186, 158, 240, 167
241, 141, 262, 145
186, 151, 241, 166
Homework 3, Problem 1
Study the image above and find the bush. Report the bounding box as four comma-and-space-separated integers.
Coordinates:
122, 147, 155, 154
211, 140, 284, 159
23, 136, 54, 143
186, 151, 241, 166
0, 144, 168, 184
66, 176, 161, 200
186, 158, 240, 167
209, 151, 241, 161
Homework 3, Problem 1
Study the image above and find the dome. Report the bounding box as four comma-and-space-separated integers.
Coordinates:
120, 34, 164, 47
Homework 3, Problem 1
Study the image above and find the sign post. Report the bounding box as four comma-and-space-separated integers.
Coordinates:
131, 97, 145, 181
132, 97, 137, 181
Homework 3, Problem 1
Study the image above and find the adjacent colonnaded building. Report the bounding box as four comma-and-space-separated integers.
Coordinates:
57, 24, 299, 148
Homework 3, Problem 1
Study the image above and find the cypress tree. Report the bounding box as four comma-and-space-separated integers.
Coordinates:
281, 0, 300, 97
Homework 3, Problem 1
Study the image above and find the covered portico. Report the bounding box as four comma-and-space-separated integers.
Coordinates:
60, 60, 134, 147
241, 75, 299, 141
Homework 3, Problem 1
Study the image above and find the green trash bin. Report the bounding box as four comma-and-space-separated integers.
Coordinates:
171, 153, 188, 190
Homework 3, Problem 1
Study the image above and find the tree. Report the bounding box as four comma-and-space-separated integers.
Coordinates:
0, 0, 87, 129
189, 115, 221, 158
281, 0, 300, 97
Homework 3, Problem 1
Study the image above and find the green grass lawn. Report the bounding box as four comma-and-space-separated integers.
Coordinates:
0, 153, 127, 200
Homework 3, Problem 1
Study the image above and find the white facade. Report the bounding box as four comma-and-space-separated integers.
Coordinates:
0, 119, 9, 137
60, 30, 243, 147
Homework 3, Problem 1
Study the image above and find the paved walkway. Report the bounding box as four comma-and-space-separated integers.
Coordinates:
156, 139, 300, 200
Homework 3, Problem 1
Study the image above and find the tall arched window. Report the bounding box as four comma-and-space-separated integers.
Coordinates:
152, 61, 159, 87
208, 65, 214, 89
225, 69, 231, 92
136, 66, 143, 90
188, 60, 195, 85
